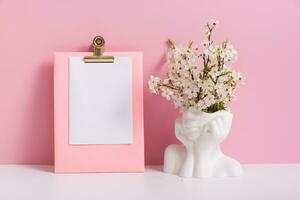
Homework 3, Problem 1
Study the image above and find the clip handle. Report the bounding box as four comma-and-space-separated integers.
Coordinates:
93, 36, 105, 56
83, 35, 114, 63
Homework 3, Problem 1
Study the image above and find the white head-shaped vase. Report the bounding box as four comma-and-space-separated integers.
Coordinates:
164, 109, 243, 178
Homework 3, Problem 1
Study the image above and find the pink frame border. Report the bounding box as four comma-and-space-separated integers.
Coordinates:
54, 52, 144, 173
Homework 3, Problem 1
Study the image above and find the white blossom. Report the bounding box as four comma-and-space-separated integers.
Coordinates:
211, 19, 219, 26
148, 76, 161, 94
148, 20, 244, 113
161, 87, 173, 100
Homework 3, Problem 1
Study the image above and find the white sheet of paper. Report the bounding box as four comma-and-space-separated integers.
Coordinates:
69, 56, 133, 144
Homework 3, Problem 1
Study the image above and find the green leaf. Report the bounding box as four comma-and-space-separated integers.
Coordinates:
202, 102, 226, 113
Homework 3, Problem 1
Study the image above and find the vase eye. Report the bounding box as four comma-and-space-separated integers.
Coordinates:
183, 121, 198, 130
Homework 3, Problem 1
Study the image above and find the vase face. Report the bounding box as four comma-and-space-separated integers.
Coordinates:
181, 110, 233, 142
164, 109, 243, 178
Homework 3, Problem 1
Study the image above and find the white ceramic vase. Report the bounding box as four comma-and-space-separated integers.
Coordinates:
164, 109, 243, 178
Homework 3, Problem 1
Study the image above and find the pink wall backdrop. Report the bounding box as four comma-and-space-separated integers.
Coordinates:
0, 0, 300, 164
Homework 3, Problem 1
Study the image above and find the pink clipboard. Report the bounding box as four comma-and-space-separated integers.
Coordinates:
54, 52, 144, 173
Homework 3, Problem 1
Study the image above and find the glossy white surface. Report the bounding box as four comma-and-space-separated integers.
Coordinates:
0, 164, 299, 200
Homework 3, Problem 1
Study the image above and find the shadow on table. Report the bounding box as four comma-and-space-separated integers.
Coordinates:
146, 165, 164, 172
24, 165, 54, 173
23, 165, 166, 174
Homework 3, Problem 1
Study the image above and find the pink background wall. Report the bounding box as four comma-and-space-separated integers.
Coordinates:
0, 0, 299, 164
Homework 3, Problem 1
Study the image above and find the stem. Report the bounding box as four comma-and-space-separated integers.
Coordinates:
188, 41, 193, 48
157, 83, 179, 91
167, 39, 176, 49
189, 69, 194, 80
208, 74, 217, 84
206, 56, 210, 66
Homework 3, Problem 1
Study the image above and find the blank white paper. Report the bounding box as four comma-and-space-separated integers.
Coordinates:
69, 56, 132, 144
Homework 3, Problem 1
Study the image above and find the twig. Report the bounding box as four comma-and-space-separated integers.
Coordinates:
167, 39, 176, 49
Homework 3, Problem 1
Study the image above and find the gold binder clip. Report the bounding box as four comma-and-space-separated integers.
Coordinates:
83, 36, 114, 63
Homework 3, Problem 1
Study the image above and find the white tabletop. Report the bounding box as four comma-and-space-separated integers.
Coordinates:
0, 164, 299, 200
